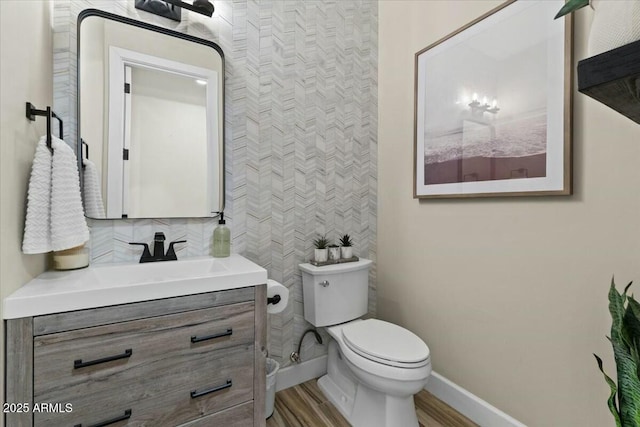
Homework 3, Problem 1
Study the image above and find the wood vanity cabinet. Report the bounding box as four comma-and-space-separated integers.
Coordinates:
5, 285, 267, 427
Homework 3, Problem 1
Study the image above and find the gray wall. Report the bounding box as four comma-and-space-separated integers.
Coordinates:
53, 0, 378, 367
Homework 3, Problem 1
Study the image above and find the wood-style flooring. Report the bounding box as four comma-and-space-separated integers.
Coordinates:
266, 379, 478, 427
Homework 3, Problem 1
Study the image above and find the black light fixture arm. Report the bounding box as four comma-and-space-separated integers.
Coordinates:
135, 0, 214, 21
165, 0, 214, 17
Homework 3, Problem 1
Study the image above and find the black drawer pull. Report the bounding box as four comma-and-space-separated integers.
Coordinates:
190, 379, 232, 398
74, 409, 132, 427
73, 349, 132, 369
191, 328, 232, 343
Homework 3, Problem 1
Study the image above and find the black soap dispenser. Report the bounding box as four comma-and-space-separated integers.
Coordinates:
212, 213, 230, 257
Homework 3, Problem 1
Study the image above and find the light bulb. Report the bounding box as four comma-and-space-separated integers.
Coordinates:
492, 99, 498, 108
472, 93, 478, 102
482, 96, 488, 105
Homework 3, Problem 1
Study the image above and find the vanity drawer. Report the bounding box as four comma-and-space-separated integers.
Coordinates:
33, 301, 254, 392
178, 401, 254, 426
33, 287, 256, 335
33, 343, 255, 426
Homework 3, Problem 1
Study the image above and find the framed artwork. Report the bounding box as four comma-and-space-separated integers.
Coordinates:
414, 0, 573, 199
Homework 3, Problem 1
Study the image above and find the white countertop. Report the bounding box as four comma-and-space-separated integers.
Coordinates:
3, 254, 268, 319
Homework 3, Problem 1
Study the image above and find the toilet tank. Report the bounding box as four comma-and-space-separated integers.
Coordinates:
299, 258, 372, 327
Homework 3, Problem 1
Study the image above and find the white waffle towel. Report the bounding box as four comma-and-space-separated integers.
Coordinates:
22, 137, 53, 254
50, 137, 90, 251
22, 136, 90, 254
83, 159, 106, 219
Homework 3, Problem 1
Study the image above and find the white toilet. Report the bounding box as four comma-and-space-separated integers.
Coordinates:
299, 259, 431, 427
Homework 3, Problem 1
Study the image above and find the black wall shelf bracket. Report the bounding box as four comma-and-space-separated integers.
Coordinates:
577, 40, 640, 125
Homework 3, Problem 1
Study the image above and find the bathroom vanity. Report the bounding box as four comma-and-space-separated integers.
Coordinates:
4, 255, 267, 427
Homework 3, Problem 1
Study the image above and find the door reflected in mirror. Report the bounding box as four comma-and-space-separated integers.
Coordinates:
128, 67, 210, 217
78, 10, 224, 219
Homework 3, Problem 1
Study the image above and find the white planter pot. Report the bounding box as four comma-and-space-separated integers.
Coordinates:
314, 248, 328, 263
328, 247, 340, 261
340, 246, 353, 259
588, 0, 640, 57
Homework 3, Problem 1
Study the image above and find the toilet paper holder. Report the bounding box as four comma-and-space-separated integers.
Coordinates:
266, 279, 288, 314
267, 294, 281, 305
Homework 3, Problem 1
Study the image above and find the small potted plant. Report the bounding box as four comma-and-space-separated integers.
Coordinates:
328, 244, 340, 261
313, 235, 329, 262
339, 234, 353, 259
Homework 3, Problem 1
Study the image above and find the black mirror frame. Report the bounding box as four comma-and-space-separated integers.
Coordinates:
76, 8, 225, 219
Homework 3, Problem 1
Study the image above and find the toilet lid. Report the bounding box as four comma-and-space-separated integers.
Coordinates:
342, 319, 430, 367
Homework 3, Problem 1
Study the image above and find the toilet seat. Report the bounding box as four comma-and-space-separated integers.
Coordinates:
341, 319, 430, 368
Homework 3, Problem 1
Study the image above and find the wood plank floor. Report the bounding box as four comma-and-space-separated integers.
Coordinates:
266, 379, 478, 427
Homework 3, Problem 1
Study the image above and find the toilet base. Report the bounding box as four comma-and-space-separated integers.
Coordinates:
317, 340, 420, 427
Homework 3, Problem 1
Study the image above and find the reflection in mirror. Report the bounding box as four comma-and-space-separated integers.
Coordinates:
78, 10, 224, 219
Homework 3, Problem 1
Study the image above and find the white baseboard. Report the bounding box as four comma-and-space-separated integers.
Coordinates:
274, 359, 525, 427
425, 371, 527, 427
275, 355, 328, 392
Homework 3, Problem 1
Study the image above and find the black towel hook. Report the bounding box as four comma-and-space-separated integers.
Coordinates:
81, 138, 89, 170
25, 102, 64, 153
81, 139, 89, 160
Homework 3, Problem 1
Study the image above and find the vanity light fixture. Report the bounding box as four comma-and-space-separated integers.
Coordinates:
468, 92, 500, 116
135, 0, 214, 22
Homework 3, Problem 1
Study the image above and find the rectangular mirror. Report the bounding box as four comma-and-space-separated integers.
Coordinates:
78, 9, 224, 219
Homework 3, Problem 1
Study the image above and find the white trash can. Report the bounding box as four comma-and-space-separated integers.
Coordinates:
265, 358, 280, 418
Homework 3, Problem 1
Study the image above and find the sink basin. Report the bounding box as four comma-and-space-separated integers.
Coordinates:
3, 254, 268, 319
94, 256, 230, 287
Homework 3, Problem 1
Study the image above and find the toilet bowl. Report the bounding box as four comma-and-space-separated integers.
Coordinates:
317, 319, 431, 427
299, 259, 431, 427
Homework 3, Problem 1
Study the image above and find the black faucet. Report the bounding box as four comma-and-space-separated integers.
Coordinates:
129, 232, 187, 263
153, 232, 166, 259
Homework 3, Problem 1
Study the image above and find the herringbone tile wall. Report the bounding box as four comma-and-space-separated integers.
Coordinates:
53, 0, 378, 368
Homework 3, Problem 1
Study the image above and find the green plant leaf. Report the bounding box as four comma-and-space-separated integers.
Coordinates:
610, 280, 626, 345
554, 0, 590, 19
624, 281, 634, 297
627, 294, 640, 373
339, 234, 352, 247
611, 339, 640, 426
623, 302, 640, 363
622, 284, 640, 361
313, 234, 329, 249
627, 290, 640, 321
607, 280, 640, 426
595, 354, 622, 427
